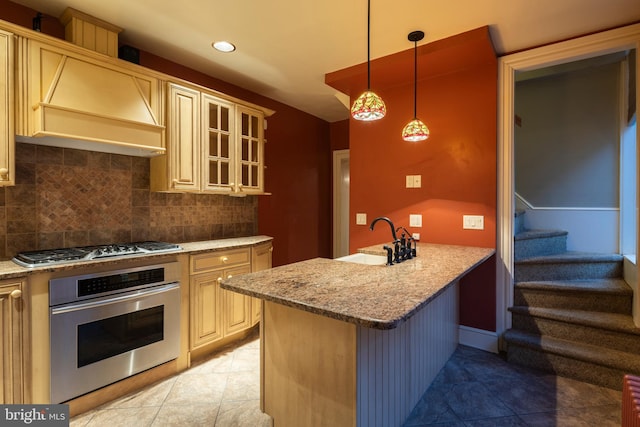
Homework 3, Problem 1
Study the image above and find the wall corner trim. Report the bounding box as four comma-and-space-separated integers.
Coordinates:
459, 325, 499, 353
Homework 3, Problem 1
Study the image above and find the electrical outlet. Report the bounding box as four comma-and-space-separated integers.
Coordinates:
356, 213, 367, 225
409, 214, 422, 227
412, 233, 420, 240
463, 215, 484, 230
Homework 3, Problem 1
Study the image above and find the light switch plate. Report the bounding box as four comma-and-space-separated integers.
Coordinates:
463, 215, 484, 230
405, 175, 422, 188
409, 214, 422, 227
356, 213, 367, 225
406, 175, 414, 188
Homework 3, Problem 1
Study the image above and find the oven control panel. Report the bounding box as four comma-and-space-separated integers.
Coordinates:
49, 262, 180, 307
78, 268, 165, 297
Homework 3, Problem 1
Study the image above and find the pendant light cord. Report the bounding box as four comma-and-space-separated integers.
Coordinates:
413, 39, 417, 119
367, 0, 371, 90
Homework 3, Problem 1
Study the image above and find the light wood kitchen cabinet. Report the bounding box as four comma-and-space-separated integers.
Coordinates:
251, 242, 273, 324
0, 29, 14, 186
162, 83, 200, 192
0, 279, 26, 404
236, 105, 265, 193
152, 82, 270, 195
202, 92, 236, 193
189, 249, 253, 351
190, 271, 224, 349
221, 265, 252, 335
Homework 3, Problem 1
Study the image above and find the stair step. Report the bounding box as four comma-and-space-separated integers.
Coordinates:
514, 252, 623, 282
514, 209, 526, 235
514, 229, 568, 260
509, 306, 640, 353
514, 279, 632, 313
514, 229, 568, 241
503, 329, 640, 389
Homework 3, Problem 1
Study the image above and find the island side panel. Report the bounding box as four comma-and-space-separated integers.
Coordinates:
356, 282, 459, 426
263, 301, 357, 427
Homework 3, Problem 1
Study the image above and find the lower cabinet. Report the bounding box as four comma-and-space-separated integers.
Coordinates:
190, 271, 224, 349
222, 265, 252, 335
251, 242, 273, 324
189, 245, 270, 352
0, 279, 25, 404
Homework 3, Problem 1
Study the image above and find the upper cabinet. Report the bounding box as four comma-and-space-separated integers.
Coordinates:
236, 106, 265, 193
0, 14, 274, 192
202, 92, 236, 193
151, 82, 271, 196
0, 29, 14, 186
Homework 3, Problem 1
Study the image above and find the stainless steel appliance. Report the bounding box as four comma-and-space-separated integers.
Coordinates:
48, 261, 181, 403
13, 241, 181, 268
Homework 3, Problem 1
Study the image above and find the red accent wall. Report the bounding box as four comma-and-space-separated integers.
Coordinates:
330, 120, 350, 151
1, 0, 332, 268
326, 27, 498, 331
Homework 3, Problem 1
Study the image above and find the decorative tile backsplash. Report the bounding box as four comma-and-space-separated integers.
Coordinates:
0, 143, 258, 259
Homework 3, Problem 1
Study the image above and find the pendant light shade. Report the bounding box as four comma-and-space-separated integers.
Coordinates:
351, 0, 386, 121
351, 90, 386, 121
402, 118, 429, 141
402, 30, 429, 141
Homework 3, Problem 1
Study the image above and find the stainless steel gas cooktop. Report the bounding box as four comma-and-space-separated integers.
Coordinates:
13, 241, 182, 268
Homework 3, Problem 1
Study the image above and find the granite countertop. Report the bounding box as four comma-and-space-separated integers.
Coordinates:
0, 235, 273, 280
221, 242, 494, 330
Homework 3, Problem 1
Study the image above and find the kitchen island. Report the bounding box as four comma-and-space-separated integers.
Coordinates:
221, 242, 494, 427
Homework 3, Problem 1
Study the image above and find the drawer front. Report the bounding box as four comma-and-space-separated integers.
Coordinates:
190, 248, 250, 274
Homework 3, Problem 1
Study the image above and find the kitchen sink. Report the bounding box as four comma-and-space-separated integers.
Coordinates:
335, 253, 387, 265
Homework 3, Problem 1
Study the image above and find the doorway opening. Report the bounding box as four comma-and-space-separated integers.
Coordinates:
514, 51, 634, 255
333, 149, 350, 258
497, 24, 640, 337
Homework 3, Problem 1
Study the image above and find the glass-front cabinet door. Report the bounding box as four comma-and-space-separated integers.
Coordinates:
236, 105, 265, 194
202, 93, 235, 193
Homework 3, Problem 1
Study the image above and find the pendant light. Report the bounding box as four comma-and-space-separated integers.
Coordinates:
402, 30, 429, 141
350, 0, 386, 121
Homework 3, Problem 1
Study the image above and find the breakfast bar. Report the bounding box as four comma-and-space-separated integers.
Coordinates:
221, 242, 494, 427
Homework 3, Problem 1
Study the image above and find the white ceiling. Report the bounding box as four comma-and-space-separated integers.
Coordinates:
9, 0, 640, 122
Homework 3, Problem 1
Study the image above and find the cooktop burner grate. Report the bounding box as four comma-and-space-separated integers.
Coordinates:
13, 241, 182, 268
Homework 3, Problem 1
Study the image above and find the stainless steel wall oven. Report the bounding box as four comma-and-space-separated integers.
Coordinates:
49, 262, 181, 403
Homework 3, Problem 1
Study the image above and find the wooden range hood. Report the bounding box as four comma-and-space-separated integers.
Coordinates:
15, 8, 165, 157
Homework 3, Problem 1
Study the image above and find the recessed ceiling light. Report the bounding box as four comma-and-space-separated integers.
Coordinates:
212, 41, 236, 53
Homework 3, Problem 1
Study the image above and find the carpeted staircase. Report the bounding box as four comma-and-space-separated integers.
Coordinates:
503, 210, 640, 389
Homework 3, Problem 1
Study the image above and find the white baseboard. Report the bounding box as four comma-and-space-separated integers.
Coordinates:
459, 325, 499, 353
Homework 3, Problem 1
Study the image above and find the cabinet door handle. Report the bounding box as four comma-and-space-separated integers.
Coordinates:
226, 275, 233, 279
0, 168, 8, 181
221, 256, 229, 263
10, 289, 22, 299
217, 277, 223, 283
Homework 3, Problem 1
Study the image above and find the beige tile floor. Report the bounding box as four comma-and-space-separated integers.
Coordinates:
71, 328, 624, 427
70, 328, 271, 427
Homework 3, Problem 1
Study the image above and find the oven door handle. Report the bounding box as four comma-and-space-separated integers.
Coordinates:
50, 282, 179, 315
